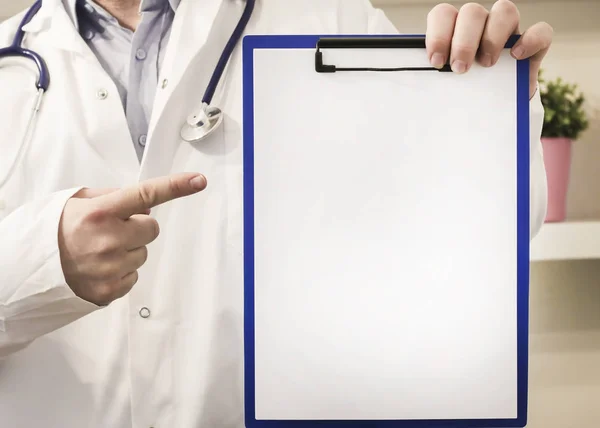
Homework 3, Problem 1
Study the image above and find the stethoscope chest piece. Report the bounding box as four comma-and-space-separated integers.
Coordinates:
181, 104, 224, 143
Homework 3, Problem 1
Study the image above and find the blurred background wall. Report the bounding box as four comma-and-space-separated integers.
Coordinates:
2, 0, 600, 427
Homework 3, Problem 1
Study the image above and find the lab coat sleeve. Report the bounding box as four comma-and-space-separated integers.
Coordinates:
528, 86, 548, 239
363, 0, 400, 34
0, 189, 101, 357
360, 0, 548, 240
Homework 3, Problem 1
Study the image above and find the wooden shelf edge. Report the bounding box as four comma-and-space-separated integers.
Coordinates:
530, 221, 600, 262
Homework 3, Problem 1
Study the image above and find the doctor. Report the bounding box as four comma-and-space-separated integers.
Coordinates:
0, 0, 550, 427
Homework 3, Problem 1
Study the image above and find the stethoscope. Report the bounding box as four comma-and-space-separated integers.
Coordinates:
181, 0, 255, 142
0, 0, 48, 129
0, 0, 255, 146
0, 0, 47, 189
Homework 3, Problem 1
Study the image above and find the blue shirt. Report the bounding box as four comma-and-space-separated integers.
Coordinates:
68, 0, 180, 161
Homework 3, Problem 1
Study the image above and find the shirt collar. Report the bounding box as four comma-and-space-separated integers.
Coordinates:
63, 0, 181, 29
64, 0, 79, 28
141, 0, 181, 13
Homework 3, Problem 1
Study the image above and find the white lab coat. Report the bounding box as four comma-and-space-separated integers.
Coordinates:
0, 0, 547, 427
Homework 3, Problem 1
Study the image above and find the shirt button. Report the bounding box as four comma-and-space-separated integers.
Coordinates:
96, 89, 108, 100
135, 49, 147, 60
84, 30, 95, 41
139, 307, 151, 319
138, 135, 147, 146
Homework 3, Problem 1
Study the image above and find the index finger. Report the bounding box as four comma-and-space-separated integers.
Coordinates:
97, 172, 208, 219
426, 3, 459, 68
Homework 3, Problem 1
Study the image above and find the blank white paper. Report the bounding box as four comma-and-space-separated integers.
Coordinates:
251, 46, 519, 421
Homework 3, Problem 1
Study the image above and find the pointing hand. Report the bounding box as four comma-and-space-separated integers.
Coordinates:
58, 173, 208, 306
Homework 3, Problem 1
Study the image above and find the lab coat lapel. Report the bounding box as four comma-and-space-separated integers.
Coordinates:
141, 0, 246, 178
24, 0, 139, 181
146, 0, 227, 138
25, 0, 140, 180
25, 0, 91, 57
156, 0, 226, 99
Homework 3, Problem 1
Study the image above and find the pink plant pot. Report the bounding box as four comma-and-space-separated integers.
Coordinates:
541, 137, 573, 222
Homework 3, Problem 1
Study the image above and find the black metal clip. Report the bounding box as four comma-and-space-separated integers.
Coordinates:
315, 37, 452, 73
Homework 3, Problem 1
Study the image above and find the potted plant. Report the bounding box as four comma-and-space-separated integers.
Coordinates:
539, 71, 589, 222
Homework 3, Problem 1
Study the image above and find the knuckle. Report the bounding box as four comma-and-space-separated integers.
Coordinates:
94, 261, 121, 280
528, 34, 543, 48
451, 43, 478, 59
494, 0, 517, 11
427, 37, 454, 58
493, 0, 520, 24
66, 215, 88, 240
429, 3, 458, 17
124, 272, 140, 289
83, 202, 112, 224
524, 22, 553, 49
108, 277, 125, 292
527, 24, 552, 46
96, 236, 122, 255
479, 36, 503, 53
460, 2, 488, 18
94, 282, 117, 304
540, 21, 554, 38
137, 185, 157, 209
426, 35, 450, 52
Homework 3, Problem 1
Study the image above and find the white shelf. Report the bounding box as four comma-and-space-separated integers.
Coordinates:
372, 0, 598, 5
530, 221, 600, 262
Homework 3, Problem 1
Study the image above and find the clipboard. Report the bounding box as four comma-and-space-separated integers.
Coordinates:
242, 34, 530, 428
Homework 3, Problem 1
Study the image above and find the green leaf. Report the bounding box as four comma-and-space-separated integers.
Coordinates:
539, 70, 590, 139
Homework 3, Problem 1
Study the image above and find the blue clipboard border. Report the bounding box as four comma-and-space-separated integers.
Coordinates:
242, 34, 530, 428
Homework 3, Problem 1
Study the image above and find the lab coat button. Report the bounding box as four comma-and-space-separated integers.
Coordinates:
0, 200, 5, 211
139, 307, 151, 318
161, 79, 169, 89
84, 30, 95, 41
96, 89, 108, 100
135, 49, 147, 60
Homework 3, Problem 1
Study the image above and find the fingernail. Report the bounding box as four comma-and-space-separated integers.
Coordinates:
451, 60, 467, 74
480, 53, 492, 67
431, 53, 445, 68
190, 175, 207, 190
512, 45, 525, 59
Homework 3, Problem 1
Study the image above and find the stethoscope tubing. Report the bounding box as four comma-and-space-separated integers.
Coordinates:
202, 0, 256, 105
0, 0, 50, 91
1, 0, 255, 148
